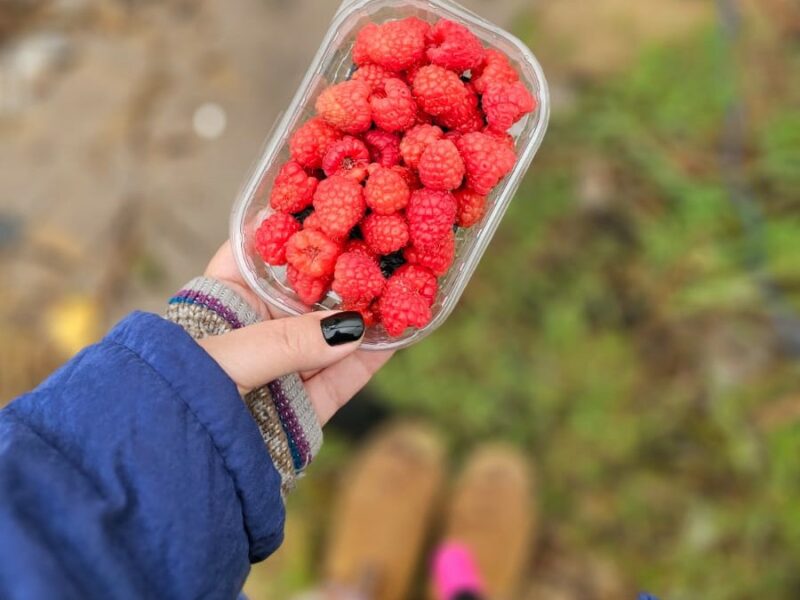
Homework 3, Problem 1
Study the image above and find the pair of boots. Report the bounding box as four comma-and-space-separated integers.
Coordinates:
318, 423, 534, 600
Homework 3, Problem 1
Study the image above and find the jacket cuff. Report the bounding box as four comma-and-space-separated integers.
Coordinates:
108, 312, 285, 560
165, 277, 323, 493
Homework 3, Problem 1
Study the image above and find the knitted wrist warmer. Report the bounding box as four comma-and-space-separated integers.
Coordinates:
165, 276, 323, 495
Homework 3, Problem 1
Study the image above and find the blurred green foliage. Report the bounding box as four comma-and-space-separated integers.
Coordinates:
371, 25, 800, 600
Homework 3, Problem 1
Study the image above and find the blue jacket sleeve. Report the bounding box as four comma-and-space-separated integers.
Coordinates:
0, 312, 285, 600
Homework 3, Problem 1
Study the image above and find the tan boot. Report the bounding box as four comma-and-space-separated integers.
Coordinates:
439, 445, 535, 600
323, 422, 446, 600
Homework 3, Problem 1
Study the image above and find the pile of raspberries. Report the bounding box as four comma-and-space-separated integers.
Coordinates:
254, 16, 536, 337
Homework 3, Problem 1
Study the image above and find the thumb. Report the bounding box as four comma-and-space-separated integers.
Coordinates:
197, 311, 365, 393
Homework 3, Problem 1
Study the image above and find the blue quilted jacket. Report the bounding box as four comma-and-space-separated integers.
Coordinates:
0, 313, 284, 599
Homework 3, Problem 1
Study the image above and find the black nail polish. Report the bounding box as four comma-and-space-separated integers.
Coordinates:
321, 311, 365, 346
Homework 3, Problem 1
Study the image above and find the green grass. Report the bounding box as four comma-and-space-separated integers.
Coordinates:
370, 24, 800, 599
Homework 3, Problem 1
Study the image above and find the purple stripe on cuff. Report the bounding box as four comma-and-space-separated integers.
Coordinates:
170, 290, 246, 330
268, 380, 312, 470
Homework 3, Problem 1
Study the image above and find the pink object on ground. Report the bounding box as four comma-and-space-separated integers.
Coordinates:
432, 541, 486, 600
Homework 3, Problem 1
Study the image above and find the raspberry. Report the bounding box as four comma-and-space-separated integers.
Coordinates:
316, 80, 372, 134
426, 19, 485, 72
406, 188, 457, 250
471, 48, 518, 95
394, 264, 438, 305
370, 78, 417, 132
363, 129, 401, 167
455, 132, 517, 195
443, 131, 462, 145
412, 65, 471, 118
332, 251, 386, 303
454, 188, 487, 227
482, 126, 516, 152
289, 117, 342, 169
364, 166, 410, 215
379, 288, 431, 337
287, 265, 331, 305
391, 165, 421, 190
418, 139, 465, 191
322, 136, 370, 181
351, 63, 394, 91
342, 299, 380, 327
344, 238, 377, 262
436, 85, 484, 133
312, 175, 366, 239
357, 17, 430, 72
269, 161, 319, 214
302, 210, 325, 233
399, 124, 443, 170
379, 265, 437, 336
254, 212, 300, 266
362, 213, 410, 255
404, 230, 455, 276
353, 23, 379, 66
285, 229, 340, 278
482, 81, 536, 132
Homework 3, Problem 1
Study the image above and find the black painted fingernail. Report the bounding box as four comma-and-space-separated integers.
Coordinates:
321, 311, 365, 346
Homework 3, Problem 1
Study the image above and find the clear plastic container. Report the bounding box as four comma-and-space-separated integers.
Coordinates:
230, 0, 550, 351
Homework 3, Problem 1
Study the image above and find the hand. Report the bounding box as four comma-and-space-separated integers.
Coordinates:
196, 243, 393, 425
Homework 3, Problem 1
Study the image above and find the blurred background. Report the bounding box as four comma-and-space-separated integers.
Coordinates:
1, 0, 799, 598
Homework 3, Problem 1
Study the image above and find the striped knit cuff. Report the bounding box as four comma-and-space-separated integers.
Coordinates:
165, 277, 323, 492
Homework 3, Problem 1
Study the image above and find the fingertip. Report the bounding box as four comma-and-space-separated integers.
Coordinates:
320, 311, 366, 347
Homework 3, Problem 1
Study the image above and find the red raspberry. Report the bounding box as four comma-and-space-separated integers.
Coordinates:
391, 165, 421, 190
322, 136, 370, 181
412, 64, 471, 118
436, 85, 484, 133
471, 48, 518, 95
332, 251, 386, 303
418, 139, 465, 191
454, 188, 487, 228
289, 117, 342, 169
285, 229, 340, 278
254, 212, 300, 266
342, 299, 380, 327
455, 132, 517, 195
399, 124, 443, 170
357, 17, 430, 72
287, 265, 331, 305
394, 264, 438, 305
301, 211, 326, 234
403, 63, 424, 87
344, 238, 377, 262
351, 63, 394, 91
482, 126, 516, 152
482, 80, 536, 132
370, 78, 417, 132
379, 264, 437, 336
316, 80, 372, 134
426, 19, 485, 72
312, 175, 366, 239
363, 129, 401, 167
269, 161, 319, 214
404, 230, 455, 276
443, 131, 462, 145
406, 188, 457, 250
379, 288, 431, 337
353, 23, 379, 66
362, 213, 409, 255
364, 166, 410, 215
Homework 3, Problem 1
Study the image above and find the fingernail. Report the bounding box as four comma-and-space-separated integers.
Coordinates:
321, 311, 365, 346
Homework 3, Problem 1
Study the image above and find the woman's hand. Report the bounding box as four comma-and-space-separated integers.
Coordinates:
196, 243, 393, 425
